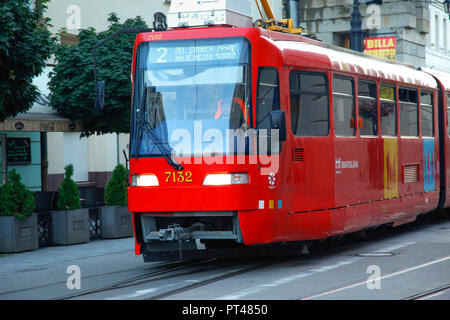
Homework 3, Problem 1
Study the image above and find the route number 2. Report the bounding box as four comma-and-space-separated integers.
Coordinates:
156, 48, 168, 63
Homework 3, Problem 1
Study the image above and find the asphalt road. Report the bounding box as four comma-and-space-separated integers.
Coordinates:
0, 215, 449, 300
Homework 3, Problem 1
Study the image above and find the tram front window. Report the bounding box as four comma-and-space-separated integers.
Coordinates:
131, 38, 251, 158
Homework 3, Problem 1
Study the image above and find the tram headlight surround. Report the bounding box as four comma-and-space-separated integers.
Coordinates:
203, 173, 249, 185
131, 174, 159, 186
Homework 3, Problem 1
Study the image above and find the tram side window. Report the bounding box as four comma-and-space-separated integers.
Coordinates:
333, 76, 355, 137
447, 93, 450, 136
399, 87, 418, 137
380, 84, 396, 136
420, 91, 433, 137
358, 80, 377, 136
289, 71, 329, 136
256, 67, 280, 130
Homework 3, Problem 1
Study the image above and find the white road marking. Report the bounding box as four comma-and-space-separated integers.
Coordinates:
301, 255, 450, 300
372, 241, 415, 253
216, 258, 360, 300
107, 288, 157, 300
106, 282, 178, 300
215, 241, 416, 300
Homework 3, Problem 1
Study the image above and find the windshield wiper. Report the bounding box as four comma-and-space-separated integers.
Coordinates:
136, 89, 184, 171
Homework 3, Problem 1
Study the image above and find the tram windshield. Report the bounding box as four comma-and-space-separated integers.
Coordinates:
130, 37, 251, 158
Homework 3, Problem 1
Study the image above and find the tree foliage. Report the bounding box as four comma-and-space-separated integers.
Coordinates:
48, 13, 148, 136
0, 0, 55, 121
104, 164, 128, 206
57, 164, 81, 211
0, 170, 35, 220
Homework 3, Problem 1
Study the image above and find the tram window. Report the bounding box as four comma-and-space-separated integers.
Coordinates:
448, 93, 450, 136
380, 84, 396, 136
358, 80, 377, 136
299, 73, 327, 92
420, 91, 433, 137
289, 71, 329, 137
399, 87, 418, 137
333, 76, 355, 137
256, 67, 280, 130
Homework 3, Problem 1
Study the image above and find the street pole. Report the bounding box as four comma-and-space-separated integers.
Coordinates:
350, 0, 363, 52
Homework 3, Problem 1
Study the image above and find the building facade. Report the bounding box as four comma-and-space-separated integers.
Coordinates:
299, 0, 432, 67
427, 0, 450, 72
297, 0, 450, 72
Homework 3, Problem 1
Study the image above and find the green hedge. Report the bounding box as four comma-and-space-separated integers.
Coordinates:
0, 170, 35, 220
57, 164, 81, 210
104, 164, 128, 206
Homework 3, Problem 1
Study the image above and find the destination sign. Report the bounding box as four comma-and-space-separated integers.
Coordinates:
148, 40, 243, 65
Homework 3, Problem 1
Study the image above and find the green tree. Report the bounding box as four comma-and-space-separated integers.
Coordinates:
48, 13, 148, 136
0, 0, 55, 121
57, 164, 81, 210
0, 170, 35, 220
104, 164, 128, 206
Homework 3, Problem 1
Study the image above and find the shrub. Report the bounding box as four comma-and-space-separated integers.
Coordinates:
104, 164, 128, 206
0, 170, 35, 220
57, 164, 81, 210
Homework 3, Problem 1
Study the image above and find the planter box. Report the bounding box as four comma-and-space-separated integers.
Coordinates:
50, 209, 90, 245
100, 206, 133, 239
0, 214, 38, 253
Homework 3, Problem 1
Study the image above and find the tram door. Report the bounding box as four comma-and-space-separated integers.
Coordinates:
0, 134, 6, 185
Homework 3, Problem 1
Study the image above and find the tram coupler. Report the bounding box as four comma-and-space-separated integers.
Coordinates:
158, 223, 203, 260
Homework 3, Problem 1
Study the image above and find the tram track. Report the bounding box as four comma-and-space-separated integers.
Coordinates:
145, 258, 280, 300
3, 255, 248, 300
0, 267, 141, 298
404, 284, 450, 300
56, 258, 219, 300
62, 256, 284, 300
82, 215, 450, 300
296, 253, 450, 300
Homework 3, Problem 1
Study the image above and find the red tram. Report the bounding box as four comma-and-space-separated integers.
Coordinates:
126, 26, 450, 261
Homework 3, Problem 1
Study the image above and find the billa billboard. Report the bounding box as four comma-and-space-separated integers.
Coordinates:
364, 36, 396, 60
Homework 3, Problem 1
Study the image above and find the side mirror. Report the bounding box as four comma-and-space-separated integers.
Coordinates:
270, 110, 287, 142
95, 81, 105, 111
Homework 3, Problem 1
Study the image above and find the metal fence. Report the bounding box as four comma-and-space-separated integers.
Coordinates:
88, 207, 102, 240
37, 212, 51, 248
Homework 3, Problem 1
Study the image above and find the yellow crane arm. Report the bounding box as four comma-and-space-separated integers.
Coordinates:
259, 0, 275, 20
254, 0, 304, 34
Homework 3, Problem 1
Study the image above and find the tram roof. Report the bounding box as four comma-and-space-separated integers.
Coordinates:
421, 67, 450, 92
272, 38, 438, 89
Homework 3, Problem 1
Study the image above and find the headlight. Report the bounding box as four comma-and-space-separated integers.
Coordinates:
131, 174, 159, 186
203, 173, 249, 185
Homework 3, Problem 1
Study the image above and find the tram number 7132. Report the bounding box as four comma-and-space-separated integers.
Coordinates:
165, 171, 193, 183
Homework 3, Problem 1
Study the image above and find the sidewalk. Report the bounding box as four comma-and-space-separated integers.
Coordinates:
0, 237, 136, 274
